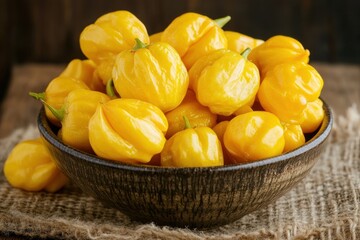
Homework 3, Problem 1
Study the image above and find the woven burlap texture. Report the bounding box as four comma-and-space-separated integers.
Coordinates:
0, 105, 359, 240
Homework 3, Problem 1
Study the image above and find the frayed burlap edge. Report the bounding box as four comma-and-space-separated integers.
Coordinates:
1, 211, 358, 240
0, 211, 279, 240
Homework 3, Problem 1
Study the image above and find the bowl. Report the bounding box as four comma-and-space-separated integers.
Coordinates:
38, 100, 333, 228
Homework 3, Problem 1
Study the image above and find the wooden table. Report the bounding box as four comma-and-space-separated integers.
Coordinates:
0, 62, 359, 138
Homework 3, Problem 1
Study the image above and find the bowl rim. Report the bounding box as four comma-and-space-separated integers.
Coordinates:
38, 99, 333, 173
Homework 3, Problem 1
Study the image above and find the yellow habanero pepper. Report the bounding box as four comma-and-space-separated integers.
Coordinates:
224, 31, 264, 54
212, 120, 232, 165
165, 90, 217, 138
189, 48, 260, 116
4, 138, 68, 192
60, 59, 105, 92
161, 117, 224, 167
224, 111, 285, 163
34, 89, 110, 153
30, 76, 89, 127
112, 39, 189, 112
300, 98, 325, 133
257, 62, 324, 124
79, 10, 149, 64
233, 97, 256, 116
149, 32, 163, 43
212, 121, 229, 141
282, 123, 305, 153
79, 11, 149, 85
248, 35, 310, 77
94, 56, 116, 86
88, 98, 168, 164
161, 12, 229, 69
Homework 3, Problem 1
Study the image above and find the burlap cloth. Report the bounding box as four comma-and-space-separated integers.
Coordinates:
0, 105, 359, 240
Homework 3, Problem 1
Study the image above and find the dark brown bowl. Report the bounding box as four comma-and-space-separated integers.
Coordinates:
38, 101, 333, 228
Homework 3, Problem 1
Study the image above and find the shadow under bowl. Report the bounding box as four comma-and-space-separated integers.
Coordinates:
38, 101, 333, 228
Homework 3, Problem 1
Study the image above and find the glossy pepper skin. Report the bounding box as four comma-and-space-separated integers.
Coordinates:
282, 123, 305, 153
60, 59, 105, 92
38, 76, 90, 127
258, 62, 324, 124
225, 31, 264, 54
161, 12, 228, 69
149, 32, 162, 43
212, 120, 232, 165
248, 35, 310, 77
94, 56, 116, 85
165, 90, 217, 138
44, 89, 111, 153
112, 39, 189, 112
224, 111, 285, 163
300, 98, 325, 133
88, 98, 168, 164
189, 48, 260, 116
161, 117, 224, 167
79, 10, 149, 64
4, 138, 68, 192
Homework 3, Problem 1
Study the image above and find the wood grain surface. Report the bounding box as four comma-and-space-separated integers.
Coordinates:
0, 62, 359, 139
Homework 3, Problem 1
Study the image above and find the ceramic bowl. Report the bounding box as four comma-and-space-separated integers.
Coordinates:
38, 101, 333, 228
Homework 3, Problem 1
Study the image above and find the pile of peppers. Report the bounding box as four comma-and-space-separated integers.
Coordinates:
4, 10, 325, 192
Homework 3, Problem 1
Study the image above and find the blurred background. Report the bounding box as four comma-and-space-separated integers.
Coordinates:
0, 0, 359, 101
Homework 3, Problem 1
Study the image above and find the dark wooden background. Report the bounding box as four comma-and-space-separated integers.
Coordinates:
1, 0, 360, 100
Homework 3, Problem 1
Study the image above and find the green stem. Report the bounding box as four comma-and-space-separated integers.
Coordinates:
240, 47, 251, 60
183, 116, 192, 129
29, 92, 65, 121
42, 101, 65, 122
133, 38, 148, 50
106, 79, 117, 99
29, 92, 45, 101
213, 16, 231, 28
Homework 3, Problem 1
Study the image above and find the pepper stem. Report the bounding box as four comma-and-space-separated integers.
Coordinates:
29, 91, 45, 101
133, 38, 148, 50
183, 116, 192, 129
106, 79, 117, 99
240, 47, 251, 60
213, 16, 231, 28
29, 92, 65, 121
